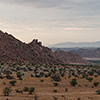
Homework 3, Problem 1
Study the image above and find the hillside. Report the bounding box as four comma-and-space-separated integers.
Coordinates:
0, 30, 58, 64
70, 48, 100, 58
54, 50, 89, 64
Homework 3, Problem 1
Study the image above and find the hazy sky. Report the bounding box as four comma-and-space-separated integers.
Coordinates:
0, 0, 100, 46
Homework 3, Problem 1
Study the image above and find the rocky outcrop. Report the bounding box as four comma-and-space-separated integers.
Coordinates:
0, 30, 58, 64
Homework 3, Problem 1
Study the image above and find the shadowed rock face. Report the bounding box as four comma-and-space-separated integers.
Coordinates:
54, 50, 89, 64
0, 30, 58, 64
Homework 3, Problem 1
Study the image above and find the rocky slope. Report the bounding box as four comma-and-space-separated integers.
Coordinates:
54, 50, 89, 64
0, 30, 58, 64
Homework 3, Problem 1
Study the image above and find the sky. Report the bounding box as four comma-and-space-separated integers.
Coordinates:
0, 0, 100, 46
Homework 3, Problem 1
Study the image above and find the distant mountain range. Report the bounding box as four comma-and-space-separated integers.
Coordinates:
51, 41, 100, 48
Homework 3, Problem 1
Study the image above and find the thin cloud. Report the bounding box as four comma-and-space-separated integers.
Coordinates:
64, 27, 93, 31
0, 0, 100, 45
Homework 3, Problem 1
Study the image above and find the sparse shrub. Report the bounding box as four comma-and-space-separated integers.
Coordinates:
0, 75, 5, 79
70, 78, 77, 86
28, 67, 33, 71
53, 82, 59, 86
41, 79, 44, 82
62, 95, 64, 97
6, 71, 14, 79
19, 77, 23, 80
16, 72, 23, 80
72, 72, 75, 76
85, 84, 88, 87
15, 88, 23, 94
53, 96, 57, 100
82, 74, 86, 78
9, 81, 16, 86
96, 90, 100, 94
35, 75, 41, 78
34, 95, 38, 100
93, 82, 99, 87
94, 75, 97, 77
23, 87, 29, 92
61, 73, 65, 77
2, 82, 6, 85
28, 87, 35, 94
3, 87, 12, 96
45, 74, 49, 78
31, 74, 34, 77
65, 88, 68, 92
68, 75, 71, 78
40, 72, 44, 77
77, 98, 80, 100
88, 71, 94, 76
53, 89, 57, 93
92, 86, 94, 88
86, 77, 93, 82
51, 75, 61, 82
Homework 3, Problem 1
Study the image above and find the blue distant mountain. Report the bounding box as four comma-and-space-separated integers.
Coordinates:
51, 41, 100, 48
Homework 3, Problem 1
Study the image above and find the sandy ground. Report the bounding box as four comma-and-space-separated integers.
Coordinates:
0, 76, 100, 100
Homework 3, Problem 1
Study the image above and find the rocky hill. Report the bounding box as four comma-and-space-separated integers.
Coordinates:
54, 50, 89, 64
0, 30, 58, 64
70, 48, 100, 58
